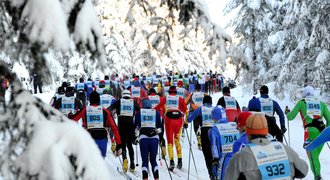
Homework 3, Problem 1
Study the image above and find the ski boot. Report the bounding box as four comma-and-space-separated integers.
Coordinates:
129, 161, 135, 172
177, 158, 182, 169
169, 159, 175, 171
122, 159, 128, 172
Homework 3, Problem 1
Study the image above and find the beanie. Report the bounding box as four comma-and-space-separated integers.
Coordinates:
177, 80, 183, 87
236, 112, 252, 128
99, 80, 106, 88
303, 85, 314, 97
169, 86, 177, 94
142, 99, 152, 109
222, 87, 230, 94
260, 85, 269, 95
203, 95, 212, 105
245, 113, 268, 136
212, 105, 227, 123
122, 90, 131, 98
90, 91, 100, 105
148, 88, 157, 95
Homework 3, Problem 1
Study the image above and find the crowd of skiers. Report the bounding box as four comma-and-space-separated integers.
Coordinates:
49, 70, 330, 180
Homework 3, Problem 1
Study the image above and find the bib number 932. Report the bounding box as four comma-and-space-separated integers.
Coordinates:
266, 163, 285, 177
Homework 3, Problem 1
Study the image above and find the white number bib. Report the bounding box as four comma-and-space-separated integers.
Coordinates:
192, 92, 204, 107
166, 95, 179, 111
202, 106, 213, 127
260, 98, 274, 116
149, 95, 160, 108
94, 81, 99, 87
177, 88, 185, 98
153, 78, 159, 85
131, 86, 140, 98
216, 122, 240, 153
76, 83, 85, 90
164, 86, 170, 96
224, 96, 237, 110
141, 109, 156, 128
248, 142, 291, 180
120, 99, 134, 116
96, 87, 104, 95
86, 81, 93, 88
61, 96, 75, 115
100, 94, 114, 108
86, 106, 104, 129
124, 80, 131, 89
306, 97, 321, 117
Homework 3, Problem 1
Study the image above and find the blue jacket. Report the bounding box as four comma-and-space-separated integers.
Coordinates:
306, 126, 330, 151
188, 103, 212, 123
208, 118, 237, 180
248, 95, 286, 128
232, 132, 248, 154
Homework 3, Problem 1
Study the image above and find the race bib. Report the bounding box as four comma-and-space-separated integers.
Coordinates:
131, 86, 140, 98
86, 81, 93, 87
248, 142, 291, 180
124, 80, 131, 89
153, 78, 159, 85
96, 87, 104, 95
164, 87, 170, 96
120, 99, 134, 116
260, 98, 274, 116
216, 122, 240, 153
86, 106, 104, 129
76, 83, 85, 90
202, 106, 213, 127
61, 96, 75, 115
141, 109, 156, 128
166, 95, 179, 111
177, 88, 185, 98
100, 94, 114, 108
192, 92, 204, 107
146, 77, 152, 83
224, 96, 237, 110
305, 97, 321, 117
149, 95, 160, 108
105, 80, 111, 87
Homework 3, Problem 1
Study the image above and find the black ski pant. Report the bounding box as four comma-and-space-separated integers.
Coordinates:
266, 116, 283, 142
118, 120, 135, 163
201, 126, 213, 178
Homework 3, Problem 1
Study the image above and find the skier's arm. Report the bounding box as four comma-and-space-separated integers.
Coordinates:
284, 145, 308, 178
217, 97, 225, 107
224, 153, 241, 180
153, 97, 166, 112
70, 108, 86, 122
306, 126, 330, 151
236, 100, 241, 112
286, 100, 303, 121
104, 109, 121, 145
273, 101, 285, 128
208, 128, 220, 159
321, 102, 330, 127
134, 111, 141, 129
187, 107, 201, 123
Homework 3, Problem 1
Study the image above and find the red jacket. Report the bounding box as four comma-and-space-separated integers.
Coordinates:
71, 105, 121, 145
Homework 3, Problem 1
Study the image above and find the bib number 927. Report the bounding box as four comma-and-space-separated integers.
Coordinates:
266, 163, 285, 177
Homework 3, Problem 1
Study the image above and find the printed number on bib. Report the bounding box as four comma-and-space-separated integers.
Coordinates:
216, 122, 240, 153
141, 109, 156, 127
120, 99, 134, 116
166, 95, 179, 111
260, 98, 274, 116
132, 86, 140, 98
86, 106, 104, 129
224, 96, 237, 110
61, 97, 75, 115
202, 106, 213, 127
306, 97, 321, 117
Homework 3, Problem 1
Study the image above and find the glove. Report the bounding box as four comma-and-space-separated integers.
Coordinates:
115, 144, 122, 156
284, 106, 290, 114
161, 145, 167, 158
303, 139, 311, 149
211, 158, 220, 179
281, 127, 287, 134
183, 121, 188, 129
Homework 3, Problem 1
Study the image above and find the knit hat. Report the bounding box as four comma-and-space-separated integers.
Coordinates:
260, 85, 269, 95
222, 87, 230, 94
99, 80, 106, 88
203, 95, 212, 105
142, 99, 152, 109
90, 91, 100, 105
236, 112, 252, 128
148, 88, 157, 95
303, 85, 314, 97
169, 86, 177, 94
212, 105, 227, 123
122, 90, 131, 98
177, 80, 183, 87
245, 113, 268, 136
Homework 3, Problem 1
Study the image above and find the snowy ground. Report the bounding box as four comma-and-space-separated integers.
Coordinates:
32, 83, 330, 180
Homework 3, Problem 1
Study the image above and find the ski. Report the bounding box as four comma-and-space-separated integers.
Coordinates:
117, 167, 133, 180
168, 168, 182, 178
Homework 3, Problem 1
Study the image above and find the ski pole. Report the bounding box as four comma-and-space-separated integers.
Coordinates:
287, 120, 291, 146
162, 156, 173, 180
185, 124, 198, 176
282, 133, 289, 146
135, 144, 139, 167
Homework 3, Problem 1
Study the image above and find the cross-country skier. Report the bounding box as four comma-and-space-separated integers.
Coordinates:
286, 85, 330, 180
108, 90, 141, 172
54, 86, 83, 117
208, 105, 240, 180
75, 77, 88, 107
153, 86, 188, 170
248, 85, 286, 142
134, 99, 163, 180
225, 113, 308, 180
217, 86, 241, 122
70, 91, 122, 158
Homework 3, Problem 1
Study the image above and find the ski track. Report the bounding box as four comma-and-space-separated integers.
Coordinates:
33, 84, 330, 180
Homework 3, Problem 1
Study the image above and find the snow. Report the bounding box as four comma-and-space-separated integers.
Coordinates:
32, 83, 330, 179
